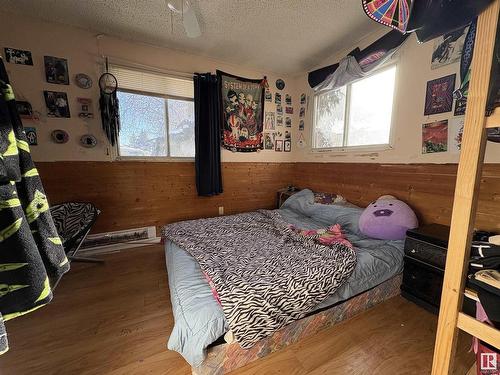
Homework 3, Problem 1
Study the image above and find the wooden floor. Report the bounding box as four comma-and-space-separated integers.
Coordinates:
0, 245, 474, 375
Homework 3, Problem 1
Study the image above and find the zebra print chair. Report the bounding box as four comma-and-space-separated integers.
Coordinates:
50, 202, 102, 263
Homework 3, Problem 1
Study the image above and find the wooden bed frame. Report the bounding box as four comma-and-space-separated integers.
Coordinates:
192, 274, 402, 375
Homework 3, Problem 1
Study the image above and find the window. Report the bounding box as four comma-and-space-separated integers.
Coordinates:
109, 64, 195, 158
312, 65, 397, 151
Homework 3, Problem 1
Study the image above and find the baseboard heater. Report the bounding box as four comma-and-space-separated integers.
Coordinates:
80, 226, 160, 255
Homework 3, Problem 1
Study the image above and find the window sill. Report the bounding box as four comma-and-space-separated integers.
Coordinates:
310, 144, 393, 154
115, 156, 195, 162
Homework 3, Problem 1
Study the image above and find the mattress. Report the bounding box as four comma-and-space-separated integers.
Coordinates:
164, 189, 404, 367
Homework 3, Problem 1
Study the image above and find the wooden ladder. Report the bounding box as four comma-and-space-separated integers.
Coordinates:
431, 1, 500, 374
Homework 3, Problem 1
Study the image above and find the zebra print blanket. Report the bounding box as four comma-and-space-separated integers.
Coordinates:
162, 210, 356, 349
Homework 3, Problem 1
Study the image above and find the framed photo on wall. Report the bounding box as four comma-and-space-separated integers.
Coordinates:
44, 91, 70, 118
44, 56, 69, 85
424, 74, 456, 116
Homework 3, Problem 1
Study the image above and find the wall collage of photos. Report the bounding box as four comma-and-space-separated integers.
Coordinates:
421, 23, 474, 155
263, 78, 308, 153
3, 47, 97, 149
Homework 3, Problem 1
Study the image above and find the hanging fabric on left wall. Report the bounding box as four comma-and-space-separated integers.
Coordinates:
0, 58, 70, 355
217, 70, 265, 152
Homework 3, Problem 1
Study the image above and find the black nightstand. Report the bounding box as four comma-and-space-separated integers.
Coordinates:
401, 224, 450, 314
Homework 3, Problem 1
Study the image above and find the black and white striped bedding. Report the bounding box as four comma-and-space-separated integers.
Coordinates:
162, 209, 356, 349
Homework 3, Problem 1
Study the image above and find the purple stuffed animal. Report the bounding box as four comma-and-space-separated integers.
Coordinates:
359, 195, 418, 240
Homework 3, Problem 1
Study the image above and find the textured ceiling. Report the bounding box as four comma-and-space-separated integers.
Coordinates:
2, 0, 384, 75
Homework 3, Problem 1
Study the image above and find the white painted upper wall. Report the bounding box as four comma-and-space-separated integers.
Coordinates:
293, 30, 500, 163
2, 12, 499, 164
0, 13, 297, 162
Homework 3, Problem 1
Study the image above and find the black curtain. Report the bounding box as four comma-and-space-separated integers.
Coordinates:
194, 73, 223, 196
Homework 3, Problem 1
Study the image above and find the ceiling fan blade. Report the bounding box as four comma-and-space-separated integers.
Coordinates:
182, 5, 201, 38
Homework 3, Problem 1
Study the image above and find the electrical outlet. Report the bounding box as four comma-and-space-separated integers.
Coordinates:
218, 206, 224, 216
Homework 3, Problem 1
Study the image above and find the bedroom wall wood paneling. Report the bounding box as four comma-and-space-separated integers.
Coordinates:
293, 163, 500, 232
37, 161, 295, 234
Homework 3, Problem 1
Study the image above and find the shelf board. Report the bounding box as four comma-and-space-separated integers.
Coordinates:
457, 312, 500, 349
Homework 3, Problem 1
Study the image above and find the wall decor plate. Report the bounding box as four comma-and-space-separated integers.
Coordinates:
276, 79, 285, 90
51, 129, 69, 144
80, 134, 97, 148
75, 73, 93, 89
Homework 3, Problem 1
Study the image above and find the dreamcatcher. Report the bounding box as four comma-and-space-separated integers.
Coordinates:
99, 58, 120, 146
362, 0, 413, 33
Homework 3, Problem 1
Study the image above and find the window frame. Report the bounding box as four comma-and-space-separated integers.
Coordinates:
311, 64, 398, 154
115, 87, 195, 161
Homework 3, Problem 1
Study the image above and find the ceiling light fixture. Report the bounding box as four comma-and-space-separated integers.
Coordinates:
166, 0, 201, 38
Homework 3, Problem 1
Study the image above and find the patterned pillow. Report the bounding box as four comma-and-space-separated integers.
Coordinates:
313, 191, 346, 205
289, 223, 353, 249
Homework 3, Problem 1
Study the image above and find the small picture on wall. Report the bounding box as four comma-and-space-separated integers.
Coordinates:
265, 90, 272, 102
24, 127, 37, 146
275, 93, 282, 105
300, 93, 306, 105
264, 133, 275, 150
284, 139, 291, 152
264, 111, 275, 130
285, 106, 293, 114
4, 47, 33, 65
285, 94, 292, 106
299, 107, 305, 118
276, 104, 283, 115
285, 130, 291, 140
275, 139, 283, 152
299, 119, 305, 131
44, 56, 69, 85
77, 97, 94, 119
44, 91, 70, 118
454, 96, 467, 116
422, 120, 448, 154
424, 74, 456, 116
285, 116, 292, 127
16, 101, 33, 119
276, 115, 283, 126
431, 26, 468, 70
448, 117, 464, 153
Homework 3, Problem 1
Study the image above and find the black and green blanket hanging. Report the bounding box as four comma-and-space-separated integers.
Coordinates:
0, 58, 69, 355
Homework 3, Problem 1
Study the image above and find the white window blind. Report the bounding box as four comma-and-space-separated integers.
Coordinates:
108, 64, 194, 99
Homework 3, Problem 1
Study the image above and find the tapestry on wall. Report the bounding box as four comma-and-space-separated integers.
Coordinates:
217, 70, 265, 152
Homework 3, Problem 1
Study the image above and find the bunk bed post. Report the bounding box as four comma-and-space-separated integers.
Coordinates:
431, 1, 500, 374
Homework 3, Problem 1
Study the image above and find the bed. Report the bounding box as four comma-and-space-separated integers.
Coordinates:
164, 189, 404, 373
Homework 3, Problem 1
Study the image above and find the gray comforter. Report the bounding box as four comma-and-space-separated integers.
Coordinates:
165, 189, 404, 367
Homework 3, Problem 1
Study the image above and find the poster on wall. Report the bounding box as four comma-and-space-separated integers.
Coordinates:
264, 133, 275, 150
44, 90, 70, 118
264, 111, 275, 130
44, 56, 69, 85
24, 127, 37, 145
448, 117, 464, 153
424, 74, 456, 116
4, 48, 33, 65
218, 70, 265, 152
431, 26, 468, 70
422, 120, 448, 154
